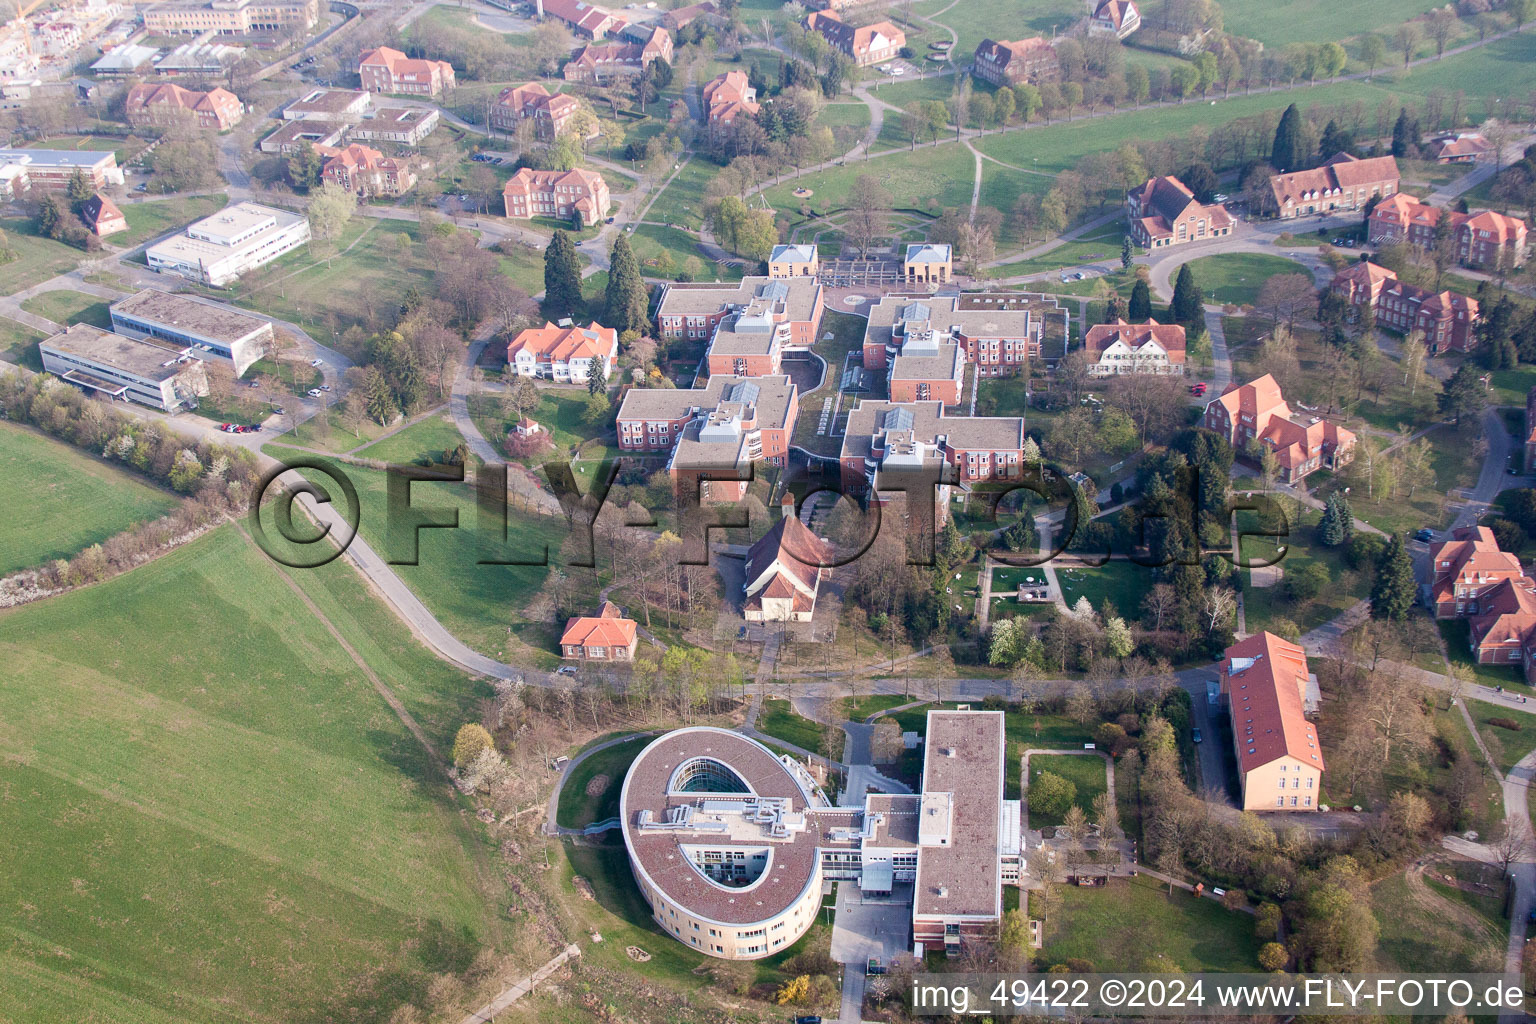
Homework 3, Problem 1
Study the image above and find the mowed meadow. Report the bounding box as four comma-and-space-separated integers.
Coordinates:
0, 523, 507, 1023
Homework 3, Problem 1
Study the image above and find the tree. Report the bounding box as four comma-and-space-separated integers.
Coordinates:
604, 234, 649, 336
1105, 616, 1135, 659
1360, 33, 1386, 77
1319, 492, 1354, 545
1438, 363, 1487, 425
1170, 264, 1204, 327
65, 169, 93, 212
452, 722, 494, 769
1121, 236, 1134, 270
1029, 771, 1076, 818
1394, 23, 1422, 67
1180, 162, 1220, 203
587, 355, 608, 396
997, 908, 1031, 970
846, 174, 892, 256
1391, 108, 1416, 158
543, 230, 584, 321
1257, 942, 1289, 971
363, 365, 397, 425
1426, 7, 1458, 57
1257, 274, 1317, 326
1370, 533, 1416, 620
1128, 279, 1153, 321
287, 141, 325, 191
1271, 104, 1305, 172
306, 182, 355, 241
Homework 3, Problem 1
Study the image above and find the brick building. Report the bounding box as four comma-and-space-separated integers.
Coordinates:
357, 46, 456, 96
563, 28, 672, 82
80, 193, 126, 236
537, 0, 625, 38
1329, 261, 1480, 353
1425, 131, 1494, 164
804, 10, 904, 66
972, 37, 1059, 86
1368, 193, 1527, 271
559, 601, 638, 660
1082, 318, 1185, 376
319, 143, 415, 196
656, 276, 824, 346
491, 82, 586, 140
862, 293, 1063, 379
839, 400, 1027, 499
1202, 373, 1356, 484
1088, 0, 1140, 37
702, 69, 759, 126
125, 82, 244, 130
1425, 526, 1529, 618
501, 167, 611, 226
1125, 175, 1232, 248
1264, 152, 1399, 219
1526, 386, 1536, 474
768, 243, 818, 279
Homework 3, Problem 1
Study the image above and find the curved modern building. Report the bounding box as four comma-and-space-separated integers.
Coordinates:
620, 712, 1013, 962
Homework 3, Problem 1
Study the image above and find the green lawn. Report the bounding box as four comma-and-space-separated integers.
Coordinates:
765, 143, 976, 220
1026, 753, 1107, 829
1180, 253, 1312, 308
645, 156, 718, 231
269, 451, 574, 663
0, 316, 46, 370
1042, 874, 1264, 972
469, 388, 618, 468
757, 697, 837, 757
892, 704, 1094, 798
556, 734, 649, 828
841, 694, 912, 721
1466, 694, 1536, 774
354, 410, 466, 466
1240, 509, 1368, 633
0, 218, 93, 295
629, 222, 739, 282
1056, 562, 1154, 621
0, 523, 508, 1023
1221, 0, 1445, 48
118, 194, 229, 248
269, 406, 390, 453
0, 422, 179, 575
1488, 366, 1536, 408
19, 288, 113, 330
1371, 869, 1505, 973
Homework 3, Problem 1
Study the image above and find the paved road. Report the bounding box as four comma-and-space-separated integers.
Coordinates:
542, 731, 657, 836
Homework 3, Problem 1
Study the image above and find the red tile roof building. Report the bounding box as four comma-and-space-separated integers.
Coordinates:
357, 46, 456, 96
563, 27, 673, 82
560, 601, 638, 660
1202, 373, 1356, 484
490, 82, 587, 140
1526, 386, 1536, 474
663, 0, 718, 29
1467, 577, 1536, 678
1219, 632, 1324, 811
1425, 131, 1494, 164
125, 82, 244, 130
972, 36, 1059, 86
1329, 260, 1480, 354
1082, 318, 1185, 376
537, 0, 625, 38
1264, 152, 1399, 220
702, 69, 759, 126
1124, 175, 1232, 248
506, 321, 618, 382
501, 166, 612, 227
80, 193, 126, 236
1426, 526, 1529, 619
744, 515, 834, 622
1368, 193, 1527, 271
318, 142, 415, 196
804, 10, 905, 66
1088, 0, 1140, 38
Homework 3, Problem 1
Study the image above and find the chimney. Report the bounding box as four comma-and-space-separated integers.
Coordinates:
536, 0, 544, 15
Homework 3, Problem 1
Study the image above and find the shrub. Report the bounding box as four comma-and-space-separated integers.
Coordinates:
1489, 717, 1523, 731
1029, 771, 1076, 818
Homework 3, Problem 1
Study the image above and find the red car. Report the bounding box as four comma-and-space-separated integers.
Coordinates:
1189, 382, 1208, 396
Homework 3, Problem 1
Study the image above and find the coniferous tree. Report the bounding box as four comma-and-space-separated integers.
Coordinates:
1121, 236, 1134, 270
1319, 493, 1354, 546
1128, 279, 1153, 321
1271, 104, 1304, 171
1438, 363, 1486, 425
543, 230, 584, 322
1169, 264, 1204, 327
66, 169, 93, 212
1370, 533, 1416, 620
587, 354, 607, 395
36, 194, 63, 239
1391, 109, 1415, 158
1319, 119, 1354, 158
604, 233, 650, 336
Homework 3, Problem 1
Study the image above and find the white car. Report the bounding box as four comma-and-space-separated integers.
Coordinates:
890, 66, 904, 75
306, 388, 323, 397
309, 358, 323, 367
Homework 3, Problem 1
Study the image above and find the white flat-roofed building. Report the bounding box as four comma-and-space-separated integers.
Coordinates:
0, 148, 124, 190
146, 202, 310, 286
40, 323, 209, 412
110, 288, 273, 377
282, 87, 371, 123
350, 105, 439, 145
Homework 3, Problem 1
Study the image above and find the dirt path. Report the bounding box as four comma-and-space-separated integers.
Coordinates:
1401, 860, 1500, 942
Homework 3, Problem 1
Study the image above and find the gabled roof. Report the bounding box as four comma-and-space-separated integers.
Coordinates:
744, 515, 832, 599
1082, 318, 1185, 360
1224, 632, 1324, 774
1268, 152, 1399, 205
1091, 0, 1136, 27
80, 192, 124, 231
1209, 372, 1289, 423
1429, 525, 1526, 605
506, 321, 617, 364
1469, 577, 1536, 649
560, 612, 638, 648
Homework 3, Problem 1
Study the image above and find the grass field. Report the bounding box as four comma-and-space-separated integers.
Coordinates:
354, 410, 467, 466
645, 157, 719, 231
19, 288, 113, 330
629, 222, 739, 282
270, 451, 575, 663
757, 697, 838, 757
269, 406, 390, 453
764, 143, 975, 220
0, 218, 93, 295
1220, 0, 1445, 49
556, 734, 649, 828
1056, 562, 1154, 621
0, 523, 507, 1023
469, 388, 619, 470
0, 422, 179, 575
1181, 253, 1312, 307
1026, 753, 1108, 829
1042, 874, 1263, 972
118, 194, 229, 248
0, 315, 46, 370
1371, 868, 1505, 973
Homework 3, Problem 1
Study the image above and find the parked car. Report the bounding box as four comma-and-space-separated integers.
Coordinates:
306, 387, 323, 397
1212, 193, 1229, 202
309, 358, 323, 367
246, 379, 261, 389
794, 1018, 823, 1024
1192, 727, 1203, 743
320, 384, 331, 391
1414, 528, 1435, 542
220, 423, 237, 432
556, 665, 578, 676
1189, 382, 1208, 396
133, 182, 148, 192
